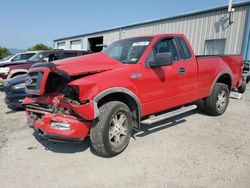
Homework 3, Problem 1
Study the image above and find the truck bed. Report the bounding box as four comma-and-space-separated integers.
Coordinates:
196, 55, 243, 98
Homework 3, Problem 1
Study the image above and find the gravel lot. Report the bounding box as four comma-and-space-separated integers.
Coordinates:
0, 86, 250, 188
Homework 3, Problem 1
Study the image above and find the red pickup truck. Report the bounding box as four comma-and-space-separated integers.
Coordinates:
23, 34, 243, 157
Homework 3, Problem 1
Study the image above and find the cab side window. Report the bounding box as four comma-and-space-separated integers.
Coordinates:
48, 53, 58, 61
58, 52, 78, 60
156, 38, 179, 60
146, 38, 179, 64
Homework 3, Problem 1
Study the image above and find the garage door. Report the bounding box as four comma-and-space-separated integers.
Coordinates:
204, 39, 226, 55
57, 42, 65, 49
70, 40, 82, 50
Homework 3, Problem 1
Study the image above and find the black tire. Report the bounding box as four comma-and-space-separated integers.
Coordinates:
90, 101, 132, 157
204, 83, 229, 116
8, 106, 24, 111
238, 80, 246, 94
246, 75, 250, 84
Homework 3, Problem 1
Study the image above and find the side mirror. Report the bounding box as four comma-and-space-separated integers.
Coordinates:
149, 52, 173, 68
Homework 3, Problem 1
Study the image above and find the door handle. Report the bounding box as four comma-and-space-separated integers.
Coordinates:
178, 67, 186, 74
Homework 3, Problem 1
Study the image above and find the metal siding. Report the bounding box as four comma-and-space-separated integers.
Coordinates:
119, 5, 248, 55
70, 39, 82, 50
54, 5, 249, 55
82, 38, 88, 50
243, 5, 250, 60
65, 41, 71, 50
57, 42, 65, 49
102, 30, 120, 44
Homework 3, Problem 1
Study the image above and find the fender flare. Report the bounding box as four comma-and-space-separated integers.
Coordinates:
7, 69, 28, 80
93, 87, 142, 118
209, 71, 233, 95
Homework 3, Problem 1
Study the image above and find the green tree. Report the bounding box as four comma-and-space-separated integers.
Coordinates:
0, 46, 10, 60
28, 43, 52, 51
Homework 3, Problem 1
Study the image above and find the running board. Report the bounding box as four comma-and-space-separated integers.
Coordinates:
141, 105, 197, 125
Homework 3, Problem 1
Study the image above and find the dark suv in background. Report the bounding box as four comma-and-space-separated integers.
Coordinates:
0, 50, 90, 86
3, 50, 91, 110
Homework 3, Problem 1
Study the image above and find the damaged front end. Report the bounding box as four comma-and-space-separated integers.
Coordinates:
23, 63, 96, 142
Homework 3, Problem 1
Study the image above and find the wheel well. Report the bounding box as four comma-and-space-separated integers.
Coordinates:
97, 92, 140, 130
216, 74, 232, 89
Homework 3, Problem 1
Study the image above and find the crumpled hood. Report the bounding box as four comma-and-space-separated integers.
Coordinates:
54, 52, 123, 76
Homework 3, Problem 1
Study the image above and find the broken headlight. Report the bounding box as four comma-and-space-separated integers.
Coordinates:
0, 67, 10, 75
12, 83, 26, 90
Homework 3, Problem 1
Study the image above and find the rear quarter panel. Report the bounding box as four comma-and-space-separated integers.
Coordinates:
196, 55, 243, 99
220, 56, 243, 87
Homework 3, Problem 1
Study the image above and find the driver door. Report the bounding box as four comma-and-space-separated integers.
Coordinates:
141, 37, 186, 115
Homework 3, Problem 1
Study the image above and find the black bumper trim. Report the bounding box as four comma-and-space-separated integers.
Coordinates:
35, 129, 85, 143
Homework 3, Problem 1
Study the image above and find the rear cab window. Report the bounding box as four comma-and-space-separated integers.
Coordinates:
175, 37, 192, 59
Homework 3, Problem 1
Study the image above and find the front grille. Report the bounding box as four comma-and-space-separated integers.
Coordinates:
25, 67, 69, 96
26, 104, 54, 113
25, 70, 45, 95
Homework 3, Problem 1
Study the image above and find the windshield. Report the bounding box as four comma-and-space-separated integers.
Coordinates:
2, 54, 15, 61
103, 37, 152, 64
28, 52, 45, 61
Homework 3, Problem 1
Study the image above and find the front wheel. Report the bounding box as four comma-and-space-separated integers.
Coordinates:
204, 83, 229, 116
90, 101, 132, 157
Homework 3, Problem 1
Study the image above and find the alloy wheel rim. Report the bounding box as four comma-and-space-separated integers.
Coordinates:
109, 112, 128, 147
216, 90, 227, 111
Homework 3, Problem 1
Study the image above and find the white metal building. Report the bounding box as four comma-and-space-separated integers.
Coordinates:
54, 1, 250, 60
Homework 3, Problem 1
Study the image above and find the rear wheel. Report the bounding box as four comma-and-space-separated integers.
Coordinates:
90, 101, 132, 157
246, 75, 250, 84
204, 83, 229, 116
238, 80, 246, 94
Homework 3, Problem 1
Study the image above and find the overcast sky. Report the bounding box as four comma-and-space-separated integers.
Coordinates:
0, 0, 247, 49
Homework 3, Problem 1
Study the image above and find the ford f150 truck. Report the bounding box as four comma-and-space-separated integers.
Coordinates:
23, 34, 243, 157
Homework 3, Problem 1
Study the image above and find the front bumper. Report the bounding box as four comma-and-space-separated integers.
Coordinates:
5, 96, 25, 109
26, 110, 91, 142
3, 82, 27, 109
